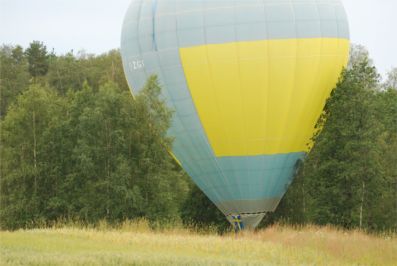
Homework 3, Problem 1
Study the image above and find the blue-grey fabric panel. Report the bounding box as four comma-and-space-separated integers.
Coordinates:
122, 0, 349, 51
203, 152, 305, 201
220, 198, 281, 215
120, 0, 347, 215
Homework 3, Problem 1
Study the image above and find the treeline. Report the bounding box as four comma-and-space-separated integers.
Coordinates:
0, 42, 396, 232
0, 42, 190, 229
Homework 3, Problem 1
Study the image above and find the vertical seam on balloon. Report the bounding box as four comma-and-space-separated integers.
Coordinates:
334, 1, 340, 40
156, 5, 188, 161
262, 0, 270, 197
268, 0, 298, 199
316, 41, 335, 130
344, 3, 351, 39
201, 4, 236, 211
174, 7, 215, 200
183, 19, 221, 202
289, 1, 302, 187
137, 0, 144, 59
151, 0, 158, 51
282, 0, 301, 194
308, 41, 323, 149
120, 10, 135, 99
175, 2, 230, 211
138, 0, 150, 81
176, 128, 212, 198
232, 0, 244, 204
301, 2, 319, 149
316, 4, 334, 140
172, 4, 207, 188
292, 39, 310, 152
312, 0, 342, 148
128, 0, 144, 95
149, 4, 173, 111
177, 7, 221, 204
289, 2, 303, 155
312, 0, 328, 150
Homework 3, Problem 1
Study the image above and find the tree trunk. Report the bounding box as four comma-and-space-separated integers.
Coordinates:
302, 181, 306, 217
395, 175, 397, 227
105, 121, 111, 217
359, 181, 365, 229
33, 110, 37, 195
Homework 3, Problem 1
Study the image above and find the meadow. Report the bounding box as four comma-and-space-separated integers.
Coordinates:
1, 222, 396, 266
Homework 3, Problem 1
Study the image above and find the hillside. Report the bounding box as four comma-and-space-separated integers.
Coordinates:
1, 225, 396, 265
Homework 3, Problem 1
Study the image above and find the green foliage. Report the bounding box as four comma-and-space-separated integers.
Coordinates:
47, 49, 128, 95
25, 41, 49, 78
0, 41, 396, 232
268, 46, 397, 232
181, 183, 229, 231
0, 42, 188, 229
304, 58, 381, 228
0, 45, 30, 116
1, 85, 65, 228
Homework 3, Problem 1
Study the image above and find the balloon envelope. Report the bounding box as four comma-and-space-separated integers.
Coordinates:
121, 0, 350, 228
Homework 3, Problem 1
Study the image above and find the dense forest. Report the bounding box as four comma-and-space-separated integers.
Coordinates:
0, 41, 396, 232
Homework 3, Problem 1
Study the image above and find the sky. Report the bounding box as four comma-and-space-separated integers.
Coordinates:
1, 0, 396, 78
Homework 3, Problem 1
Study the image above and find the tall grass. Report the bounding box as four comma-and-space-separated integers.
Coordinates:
41, 217, 225, 235
1, 221, 396, 265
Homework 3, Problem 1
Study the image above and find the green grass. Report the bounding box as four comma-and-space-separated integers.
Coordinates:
1, 224, 396, 265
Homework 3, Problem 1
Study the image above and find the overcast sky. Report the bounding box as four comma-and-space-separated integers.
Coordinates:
1, 0, 396, 78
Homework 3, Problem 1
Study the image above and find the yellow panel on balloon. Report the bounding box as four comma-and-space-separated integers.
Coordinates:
180, 38, 350, 157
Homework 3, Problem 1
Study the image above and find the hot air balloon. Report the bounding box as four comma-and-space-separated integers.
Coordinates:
121, 0, 350, 229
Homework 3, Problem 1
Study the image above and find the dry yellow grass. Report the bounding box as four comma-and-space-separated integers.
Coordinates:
0, 223, 396, 265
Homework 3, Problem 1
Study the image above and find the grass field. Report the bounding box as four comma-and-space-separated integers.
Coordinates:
1, 223, 396, 266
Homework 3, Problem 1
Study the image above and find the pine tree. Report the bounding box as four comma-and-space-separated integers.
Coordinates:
25, 41, 49, 79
